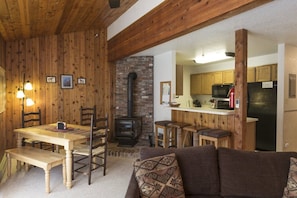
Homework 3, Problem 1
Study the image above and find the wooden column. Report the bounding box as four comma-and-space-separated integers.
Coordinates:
234, 29, 248, 150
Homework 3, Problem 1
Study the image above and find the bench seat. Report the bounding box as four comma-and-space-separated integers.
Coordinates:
6, 147, 65, 193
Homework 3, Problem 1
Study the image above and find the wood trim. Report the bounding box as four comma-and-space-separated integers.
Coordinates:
108, 0, 272, 61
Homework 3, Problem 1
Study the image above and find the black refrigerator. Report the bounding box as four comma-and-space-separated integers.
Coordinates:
247, 81, 277, 151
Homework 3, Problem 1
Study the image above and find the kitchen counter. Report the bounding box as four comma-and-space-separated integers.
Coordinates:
171, 107, 258, 150
170, 106, 234, 115
170, 107, 259, 123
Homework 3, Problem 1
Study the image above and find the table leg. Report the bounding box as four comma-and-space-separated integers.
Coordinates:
65, 149, 72, 189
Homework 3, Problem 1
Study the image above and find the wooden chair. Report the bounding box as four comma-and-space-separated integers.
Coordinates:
80, 105, 96, 126
72, 114, 108, 185
22, 108, 54, 151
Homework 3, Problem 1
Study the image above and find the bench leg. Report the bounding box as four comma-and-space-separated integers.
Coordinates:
6, 153, 11, 177
45, 169, 50, 193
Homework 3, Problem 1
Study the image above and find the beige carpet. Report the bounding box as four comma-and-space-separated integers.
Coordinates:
0, 156, 136, 198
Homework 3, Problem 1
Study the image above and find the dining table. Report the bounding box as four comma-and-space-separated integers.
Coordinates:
14, 123, 90, 189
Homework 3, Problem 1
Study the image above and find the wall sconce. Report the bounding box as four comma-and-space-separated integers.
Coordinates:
16, 74, 34, 110
193, 50, 235, 64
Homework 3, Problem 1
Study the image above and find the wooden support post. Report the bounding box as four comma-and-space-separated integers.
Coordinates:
234, 29, 248, 150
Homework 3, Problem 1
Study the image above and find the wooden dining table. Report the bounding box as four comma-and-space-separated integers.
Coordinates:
14, 123, 90, 189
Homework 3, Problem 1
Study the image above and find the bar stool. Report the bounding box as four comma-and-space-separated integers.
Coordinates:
182, 125, 209, 147
199, 128, 232, 148
168, 122, 191, 148
154, 120, 176, 148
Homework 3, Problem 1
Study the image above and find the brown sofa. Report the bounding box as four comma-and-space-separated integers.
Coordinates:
125, 145, 297, 198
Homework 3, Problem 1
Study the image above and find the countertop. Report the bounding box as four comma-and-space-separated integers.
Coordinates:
170, 106, 258, 123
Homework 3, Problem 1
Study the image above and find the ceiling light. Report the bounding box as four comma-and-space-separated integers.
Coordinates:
194, 51, 235, 64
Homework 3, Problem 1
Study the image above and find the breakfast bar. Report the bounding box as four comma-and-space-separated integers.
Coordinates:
170, 107, 258, 151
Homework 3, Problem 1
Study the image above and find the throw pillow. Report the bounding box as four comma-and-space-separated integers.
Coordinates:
133, 153, 185, 198
283, 157, 297, 197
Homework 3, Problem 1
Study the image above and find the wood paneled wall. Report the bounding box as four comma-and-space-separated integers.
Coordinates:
2, 29, 113, 152
0, 36, 6, 158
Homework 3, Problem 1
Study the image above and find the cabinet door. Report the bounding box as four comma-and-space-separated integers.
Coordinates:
256, 65, 271, 82
247, 67, 255, 82
176, 64, 183, 95
222, 70, 234, 84
201, 73, 213, 95
271, 64, 277, 81
190, 74, 202, 95
213, 71, 222, 84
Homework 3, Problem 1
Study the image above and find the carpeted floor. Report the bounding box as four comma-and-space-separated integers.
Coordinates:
0, 155, 136, 198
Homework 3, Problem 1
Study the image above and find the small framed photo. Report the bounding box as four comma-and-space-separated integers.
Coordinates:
78, 78, 86, 84
61, 74, 73, 89
46, 76, 56, 83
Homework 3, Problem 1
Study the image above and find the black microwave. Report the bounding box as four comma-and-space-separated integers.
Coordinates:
212, 84, 232, 98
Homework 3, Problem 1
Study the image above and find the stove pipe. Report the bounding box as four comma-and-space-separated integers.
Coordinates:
127, 72, 137, 117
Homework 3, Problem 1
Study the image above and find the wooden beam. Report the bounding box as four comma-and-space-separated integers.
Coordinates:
108, 0, 272, 61
234, 29, 248, 150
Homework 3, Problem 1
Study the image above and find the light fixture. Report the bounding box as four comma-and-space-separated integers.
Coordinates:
16, 74, 35, 110
24, 80, 33, 90
16, 88, 25, 98
193, 50, 235, 64
26, 98, 35, 106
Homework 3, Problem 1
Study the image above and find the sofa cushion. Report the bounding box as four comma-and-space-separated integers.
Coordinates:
218, 147, 297, 198
134, 153, 185, 197
283, 157, 297, 197
139, 145, 220, 196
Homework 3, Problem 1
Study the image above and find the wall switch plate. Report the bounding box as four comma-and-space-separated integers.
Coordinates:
235, 99, 240, 108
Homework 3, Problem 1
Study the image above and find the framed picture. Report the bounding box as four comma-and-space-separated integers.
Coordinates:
61, 74, 73, 89
46, 76, 56, 83
78, 78, 86, 84
160, 81, 171, 104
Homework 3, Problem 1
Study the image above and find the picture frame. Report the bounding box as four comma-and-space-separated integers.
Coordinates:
78, 78, 86, 84
61, 74, 73, 89
160, 81, 171, 104
46, 76, 56, 83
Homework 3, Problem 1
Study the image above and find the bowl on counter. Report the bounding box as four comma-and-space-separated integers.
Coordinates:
169, 102, 180, 107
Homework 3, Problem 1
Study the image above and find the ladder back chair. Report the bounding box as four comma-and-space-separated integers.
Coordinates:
80, 105, 96, 126
22, 108, 54, 151
72, 114, 108, 185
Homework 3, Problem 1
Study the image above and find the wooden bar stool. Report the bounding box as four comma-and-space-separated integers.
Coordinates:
182, 125, 209, 147
168, 122, 191, 148
199, 129, 232, 148
154, 120, 176, 148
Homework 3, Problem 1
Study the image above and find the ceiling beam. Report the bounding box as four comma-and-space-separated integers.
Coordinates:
108, 0, 272, 62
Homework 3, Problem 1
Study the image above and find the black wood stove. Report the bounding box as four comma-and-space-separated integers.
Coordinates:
115, 72, 142, 147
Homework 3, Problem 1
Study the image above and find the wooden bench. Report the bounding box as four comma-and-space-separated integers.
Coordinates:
5, 147, 66, 193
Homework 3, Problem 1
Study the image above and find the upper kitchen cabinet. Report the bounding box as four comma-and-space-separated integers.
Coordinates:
201, 73, 214, 95
222, 70, 234, 84
247, 67, 256, 82
271, 64, 277, 81
176, 65, 183, 95
190, 73, 202, 95
255, 64, 277, 82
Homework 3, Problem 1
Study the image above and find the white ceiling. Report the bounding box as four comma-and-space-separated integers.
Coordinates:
133, 0, 297, 66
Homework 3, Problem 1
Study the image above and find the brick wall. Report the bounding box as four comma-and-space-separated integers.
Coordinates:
115, 56, 153, 146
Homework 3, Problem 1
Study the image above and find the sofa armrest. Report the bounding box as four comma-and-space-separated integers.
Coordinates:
125, 171, 140, 198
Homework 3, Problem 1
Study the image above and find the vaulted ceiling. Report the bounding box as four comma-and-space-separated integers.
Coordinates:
0, 0, 137, 41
